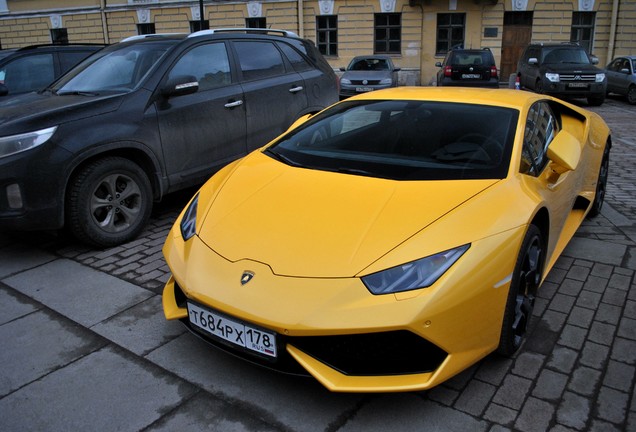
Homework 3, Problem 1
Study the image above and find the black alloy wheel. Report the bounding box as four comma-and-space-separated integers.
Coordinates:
588, 144, 610, 217
66, 157, 152, 247
497, 225, 544, 356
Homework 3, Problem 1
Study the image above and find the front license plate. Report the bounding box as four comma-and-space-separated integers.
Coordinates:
568, 82, 588, 88
461, 74, 481, 79
356, 87, 374, 92
187, 302, 277, 358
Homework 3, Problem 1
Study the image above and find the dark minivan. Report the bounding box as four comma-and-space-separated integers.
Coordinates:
0, 29, 338, 247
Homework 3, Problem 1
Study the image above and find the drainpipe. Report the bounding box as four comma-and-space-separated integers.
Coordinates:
101, 0, 109, 44
607, 0, 618, 62
297, 0, 304, 38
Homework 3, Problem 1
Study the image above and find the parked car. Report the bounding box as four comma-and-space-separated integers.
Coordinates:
516, 42, 606, 106
339, 55, 400, 99
605, 55, 636, 105
0, 29, 338, 247
435, 48, 499, 87
0, 44, 104, 98
162, 87, 610, 392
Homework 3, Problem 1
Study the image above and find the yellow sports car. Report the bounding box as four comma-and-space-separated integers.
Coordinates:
162, 87, 610, 392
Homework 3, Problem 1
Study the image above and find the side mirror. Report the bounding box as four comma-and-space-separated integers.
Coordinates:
435, 62, 442, 67
0, 84, 8, 97
161, 75, 199, 98
339, 67, 346, 72
528, 58, 538, 66
590, 56, 599, 65
546, 130, 581, 172
394, 67, 401, 72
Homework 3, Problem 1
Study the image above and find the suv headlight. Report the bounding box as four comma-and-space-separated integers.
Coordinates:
361, 244, 470, 295
595, 73, 606, 83
0, 126, 58, 159
545, 73, 560, 83
380, 78, 392, 85
340, 78, 352, 85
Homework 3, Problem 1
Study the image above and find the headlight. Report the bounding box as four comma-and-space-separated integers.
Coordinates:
380, 78, 392, 85
340, 78, 352, 85
180, 193, 199, 241
0, 126, 57, 159
545, 73, 560, 83
362, 244, 470, 295
595, 73, 606, 83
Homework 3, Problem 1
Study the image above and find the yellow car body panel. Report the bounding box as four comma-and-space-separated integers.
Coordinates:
162, 87, 610, 392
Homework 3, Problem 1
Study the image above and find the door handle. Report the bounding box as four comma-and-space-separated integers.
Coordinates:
224, 100, 243, 108
289, 86, 304, 93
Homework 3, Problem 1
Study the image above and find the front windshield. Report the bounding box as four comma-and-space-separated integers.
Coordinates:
541, 47, 591, 64
51, 42, 172, 95
267, 100, 518, 181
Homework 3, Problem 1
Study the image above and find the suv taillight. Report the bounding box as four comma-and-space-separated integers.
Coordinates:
490, 66, 497, 78
444, 66, 452, 77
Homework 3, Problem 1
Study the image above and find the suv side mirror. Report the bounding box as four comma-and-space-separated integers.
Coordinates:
161, 75, 199, 98
528, 58, 539, 66
435, 62, 442, 67
590, 56, 599, 65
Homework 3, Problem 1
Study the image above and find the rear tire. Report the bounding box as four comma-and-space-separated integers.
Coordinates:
627, 86, 636, 105
588, 144, 610, 217
497, 225, 544, 356
66, 157, 152, 248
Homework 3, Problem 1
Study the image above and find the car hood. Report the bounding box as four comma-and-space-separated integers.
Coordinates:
0, 91, 124, 135
542, 63, 602, 74
341, 70, 393, 81
198, 151, 498, 278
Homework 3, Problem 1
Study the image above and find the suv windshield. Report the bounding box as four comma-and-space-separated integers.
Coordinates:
51, 42, 172, 95
267, 100, 518, 181
541, 47, 591, 64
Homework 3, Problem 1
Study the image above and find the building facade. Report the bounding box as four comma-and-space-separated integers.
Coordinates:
1, 0, 634, 85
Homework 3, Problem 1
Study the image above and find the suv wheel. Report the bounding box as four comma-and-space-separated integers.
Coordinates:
587, 94, 605, 106
66, 157, 152, 247
535, 79, 544, 94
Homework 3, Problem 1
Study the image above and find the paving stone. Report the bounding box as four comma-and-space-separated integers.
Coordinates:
514, 397, 554, 432
549, 294, 576, 314
591, 263, 614, 279
617, 317, 636, 341
493, 375, 532, 410
547, 346, 578, 374
608, 273, 633, 290
602, 288, 628, 306
532, 369, 568, 401
580, 342, 611, 370
596, 386, 629, 424
511, 352, 545, 379
483, 403, 517, 426
557, 391, 590, 430
545, 268, 567, 285
576, 290, 602, 310
475, 357, 513, 386
588, 420, 622, 432
595, 303, 622, 325
558, 325, 587, 350
568, 366, 601, 396
567, 306, 595, 328
602, 360, 635, 392
625, 299, 636, 319
563, 238, 626, 266
454, 380, 496, 416
583, 276, 609, 294
588, 321, 617, 345
427, 385, 459, 406
566, 266, 590, 282
0, 285, 38, 326
611, 337, 636, 365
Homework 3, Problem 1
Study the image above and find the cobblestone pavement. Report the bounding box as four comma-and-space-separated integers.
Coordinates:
1, 96, 635, 431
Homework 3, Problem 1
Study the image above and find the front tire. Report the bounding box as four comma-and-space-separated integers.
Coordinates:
588, 144, 610, 217
627, 85, 636, 105
66, 157, 153, 248
497, 225, 544, 356
587, 94, 605, 106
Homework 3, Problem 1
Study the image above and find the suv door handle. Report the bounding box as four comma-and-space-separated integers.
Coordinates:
224, 100, 243, 108
289, 86, 304, 93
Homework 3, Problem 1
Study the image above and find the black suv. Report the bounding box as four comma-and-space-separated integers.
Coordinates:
517, 43, 606, 105
0, 29, 338, 247
0, 44, 104, 98
435, 48, 499, 88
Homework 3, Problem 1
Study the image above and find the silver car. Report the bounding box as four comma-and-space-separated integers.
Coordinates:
605, 55, 636, 105
339, 55, 400, 99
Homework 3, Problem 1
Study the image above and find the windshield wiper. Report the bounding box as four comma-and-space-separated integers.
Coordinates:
55, 90, 100, 96
264, 149, 304, 168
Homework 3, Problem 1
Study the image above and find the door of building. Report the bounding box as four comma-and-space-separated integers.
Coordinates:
500, 12, 533, 84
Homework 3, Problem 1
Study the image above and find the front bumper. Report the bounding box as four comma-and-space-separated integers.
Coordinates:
162, 224, 525, 392
541, 81, 606, 99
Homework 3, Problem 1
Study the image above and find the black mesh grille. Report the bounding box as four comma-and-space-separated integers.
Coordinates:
289, 330, 447, 376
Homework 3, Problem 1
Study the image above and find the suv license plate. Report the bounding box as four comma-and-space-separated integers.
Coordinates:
461, 74, 481, 79
356, 87, 374, 92
568, 83, 588, 88
187, 302, 277, 358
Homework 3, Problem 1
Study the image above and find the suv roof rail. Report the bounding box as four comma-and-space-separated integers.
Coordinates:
17, 43, 105, 51
121, 33, 184, 42
188, 28, 299, 38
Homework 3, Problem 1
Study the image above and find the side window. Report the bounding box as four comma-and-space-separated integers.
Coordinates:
521, 102, 559, 176
1, 53, 55, 94
277, 42, 312, 72
59, 51, 93, 73
168, 43, 231, 91
234, 41, 285, 81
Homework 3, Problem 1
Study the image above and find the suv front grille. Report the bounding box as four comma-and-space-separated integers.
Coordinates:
559, 74, 596, 82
